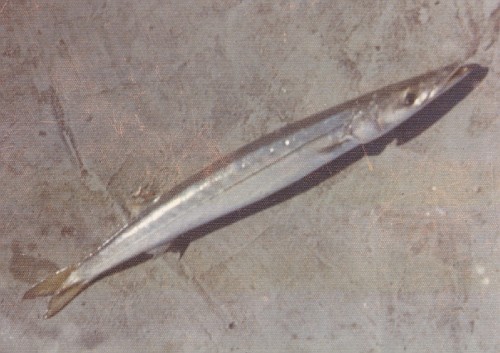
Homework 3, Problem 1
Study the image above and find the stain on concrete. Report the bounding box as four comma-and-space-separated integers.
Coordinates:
9, 241, 59, 284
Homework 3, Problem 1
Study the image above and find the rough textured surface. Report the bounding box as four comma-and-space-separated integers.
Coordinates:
1, 1, 498, 352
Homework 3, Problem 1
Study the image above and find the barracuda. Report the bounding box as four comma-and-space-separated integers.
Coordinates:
24, 63, 472, 318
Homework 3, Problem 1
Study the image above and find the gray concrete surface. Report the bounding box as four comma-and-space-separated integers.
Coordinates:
1, 1, 499, 352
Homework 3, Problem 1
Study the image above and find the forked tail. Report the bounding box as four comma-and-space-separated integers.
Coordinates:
23, 265, 88, 318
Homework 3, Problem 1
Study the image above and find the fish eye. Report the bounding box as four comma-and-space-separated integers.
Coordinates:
403, 91, 417, 106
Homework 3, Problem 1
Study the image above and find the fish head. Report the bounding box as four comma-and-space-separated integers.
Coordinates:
375, 63, 471, 131
346, 63, 471, 144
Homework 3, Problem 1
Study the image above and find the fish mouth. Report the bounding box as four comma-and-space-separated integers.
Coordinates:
428, 63, 471, 100
442, 64, 471, 91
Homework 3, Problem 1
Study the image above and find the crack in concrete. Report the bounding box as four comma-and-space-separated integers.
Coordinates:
40, 85, 130, 223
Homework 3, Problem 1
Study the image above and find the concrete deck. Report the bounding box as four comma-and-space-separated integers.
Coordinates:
1, 1, 498, 352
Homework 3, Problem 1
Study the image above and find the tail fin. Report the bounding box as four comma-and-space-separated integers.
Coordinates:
23, 265, 88, 318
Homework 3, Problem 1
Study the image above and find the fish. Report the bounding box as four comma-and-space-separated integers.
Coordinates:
23, 63, 472, 318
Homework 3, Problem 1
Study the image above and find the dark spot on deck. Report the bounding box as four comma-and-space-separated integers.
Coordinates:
9, 241, 59, 284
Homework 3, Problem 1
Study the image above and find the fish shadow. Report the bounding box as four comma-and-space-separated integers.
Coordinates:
103, 63, 487, 277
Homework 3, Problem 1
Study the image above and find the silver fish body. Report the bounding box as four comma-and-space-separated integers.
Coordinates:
24, 63, 472, 318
